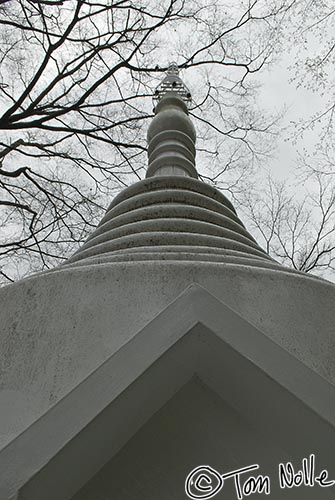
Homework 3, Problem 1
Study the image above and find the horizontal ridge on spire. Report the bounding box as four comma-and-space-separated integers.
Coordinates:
65, 176, 287, 273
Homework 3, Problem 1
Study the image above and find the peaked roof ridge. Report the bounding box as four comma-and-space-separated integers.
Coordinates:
2, 282, 335, 500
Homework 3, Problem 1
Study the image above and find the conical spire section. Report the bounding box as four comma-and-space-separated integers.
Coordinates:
146, 64, 198, 179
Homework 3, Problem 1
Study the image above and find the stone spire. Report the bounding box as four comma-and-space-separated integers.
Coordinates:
65, 64, 282, 273
146, 64, 198, 179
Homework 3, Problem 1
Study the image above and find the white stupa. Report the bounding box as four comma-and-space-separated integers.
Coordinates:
1, 65, 335, 500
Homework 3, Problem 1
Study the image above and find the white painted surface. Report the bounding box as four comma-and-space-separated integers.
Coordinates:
0, 261, 334, 452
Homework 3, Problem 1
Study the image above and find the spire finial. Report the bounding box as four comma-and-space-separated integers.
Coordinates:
153, 63, 192, 107
146, 65, 197, 179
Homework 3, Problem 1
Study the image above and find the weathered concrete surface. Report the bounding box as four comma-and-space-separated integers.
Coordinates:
1, 174, 334, 456
71, 378, 333, 500
0, 260, 334, 450
2, 85, 334, 499
146, 93, 198, 178
67, 175, 271, 267
3, 299, 335, 500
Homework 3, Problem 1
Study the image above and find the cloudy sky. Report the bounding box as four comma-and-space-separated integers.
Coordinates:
1, 0, 334, 283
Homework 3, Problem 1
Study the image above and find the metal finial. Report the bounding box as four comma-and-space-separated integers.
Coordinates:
153, 63, 192, 106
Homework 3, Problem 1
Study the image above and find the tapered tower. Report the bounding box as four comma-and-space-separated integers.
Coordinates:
0, 66, 335, 500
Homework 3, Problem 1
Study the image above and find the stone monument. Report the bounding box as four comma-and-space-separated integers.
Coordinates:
1, 65, 335, 500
